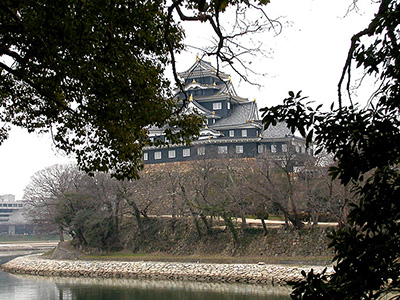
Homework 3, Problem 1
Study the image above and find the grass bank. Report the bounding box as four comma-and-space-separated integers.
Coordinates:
80, 251, 332, 266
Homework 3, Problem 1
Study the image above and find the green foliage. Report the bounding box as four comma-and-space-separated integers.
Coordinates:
262, 0, 400, 298
1, 0, 272, 180
0, 0, 202, 180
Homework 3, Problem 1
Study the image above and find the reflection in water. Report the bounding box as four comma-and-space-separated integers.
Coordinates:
1, 253, 291, 300
0, 271, 59, 300
1, 272, 291, 300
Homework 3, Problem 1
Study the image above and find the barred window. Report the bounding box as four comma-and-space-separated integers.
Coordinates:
236, 145, 244, 154
213, 102, 222, 110
218, 146, 228, 154
197, 147, 206, 156
183, 148, 191, 157
168, 150, 176, 158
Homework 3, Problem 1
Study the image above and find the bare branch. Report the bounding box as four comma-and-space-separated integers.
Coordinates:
338, 0, 391, 108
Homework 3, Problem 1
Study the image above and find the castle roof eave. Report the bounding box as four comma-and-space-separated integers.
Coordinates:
210, 122, 263, 130
142, 135, 298, 151
177, 59, 230, 80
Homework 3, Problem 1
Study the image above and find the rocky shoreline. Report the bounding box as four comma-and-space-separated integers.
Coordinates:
1, 254, 332, 285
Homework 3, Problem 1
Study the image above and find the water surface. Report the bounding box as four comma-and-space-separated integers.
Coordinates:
0, 253, 291, 300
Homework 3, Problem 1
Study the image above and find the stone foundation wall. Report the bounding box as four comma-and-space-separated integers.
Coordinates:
1, 254, 332, 285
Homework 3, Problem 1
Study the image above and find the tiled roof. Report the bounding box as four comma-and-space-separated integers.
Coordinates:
212, 101, 259, 127
262, 122, 292, 138
178, 59, 229, 80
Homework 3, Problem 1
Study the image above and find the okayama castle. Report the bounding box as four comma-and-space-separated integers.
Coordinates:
143, 58, 311, 164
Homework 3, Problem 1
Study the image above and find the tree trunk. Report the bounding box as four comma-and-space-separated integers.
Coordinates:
260, 218, 269, 236
222, 213, 238, 251
59, 226, 64, 242
240, 215, 247, 229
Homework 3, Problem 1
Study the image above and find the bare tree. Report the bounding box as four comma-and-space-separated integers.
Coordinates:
23, 164, 83, 240
251, 148, 307, 229
165, 0, 282, 101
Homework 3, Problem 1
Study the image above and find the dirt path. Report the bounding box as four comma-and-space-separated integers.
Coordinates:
0, 241, 58, 251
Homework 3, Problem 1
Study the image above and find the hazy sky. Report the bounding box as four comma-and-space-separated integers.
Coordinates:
0, 0, 378, 199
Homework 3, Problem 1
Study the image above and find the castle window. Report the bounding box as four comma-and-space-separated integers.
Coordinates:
271, 144, 277, 153
229, 130, 234, 137
282, 144, 288, 152
236, 145, 244, 154
197, 147, 206, 156
144, 153, 148, 161
168, 150, 176, 158
218, 146, 228, 154
227, 102, 231, 109
258, 145, 264, 153
242, 129, 247, 137
213, 102, 222, 110
183, 148, 191, 157
154, 151, 162, 160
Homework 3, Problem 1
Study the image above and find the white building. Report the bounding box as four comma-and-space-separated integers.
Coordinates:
0, 194, 28, 235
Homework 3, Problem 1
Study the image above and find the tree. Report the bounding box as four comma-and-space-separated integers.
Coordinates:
261, 0, 400, 298
24, 164, 124, 249
23, 164, 82, 240
251, 149, 307, 229
0, 0, 273, 180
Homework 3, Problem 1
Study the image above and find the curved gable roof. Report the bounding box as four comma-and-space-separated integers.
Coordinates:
212, 101, 260, 127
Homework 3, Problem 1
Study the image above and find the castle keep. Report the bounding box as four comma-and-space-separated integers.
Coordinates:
143, 58, 310, 164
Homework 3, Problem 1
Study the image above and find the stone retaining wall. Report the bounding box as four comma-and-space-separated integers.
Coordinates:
1, 254, 332, 285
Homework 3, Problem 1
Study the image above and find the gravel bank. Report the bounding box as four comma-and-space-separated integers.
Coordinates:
1, 254, 332, 285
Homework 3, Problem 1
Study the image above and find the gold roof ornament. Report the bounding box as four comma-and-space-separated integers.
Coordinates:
205, 125, 208, 129
213, 82, 216, 86
253, 98, 257, 102
251, 120, 254, 123
212, 111, 215, 115
259, 133, 263, 138
192, 78, 196, 83
208, 136, 212, 139
228, 76, 232, 83
189, 94, 193, 102
211, 68, 215, 71
196, 54, 199, 62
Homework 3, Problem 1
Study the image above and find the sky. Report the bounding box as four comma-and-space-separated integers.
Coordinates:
0, 0, 379, 200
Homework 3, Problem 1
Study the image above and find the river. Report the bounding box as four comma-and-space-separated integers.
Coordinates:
0, 252, 291, 300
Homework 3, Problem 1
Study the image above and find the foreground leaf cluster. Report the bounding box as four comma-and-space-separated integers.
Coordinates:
1, 0, 204, 179
262, 0, 400, 299
1, 0, 272, 179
